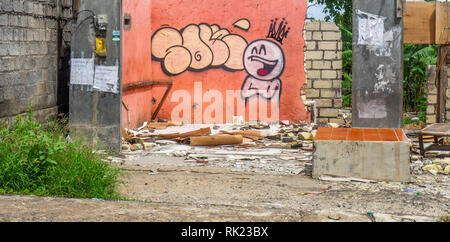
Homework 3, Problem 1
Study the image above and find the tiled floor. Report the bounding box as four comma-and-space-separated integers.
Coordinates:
314, 127, 408, 142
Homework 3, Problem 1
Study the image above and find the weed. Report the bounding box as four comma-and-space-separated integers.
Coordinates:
0, 109, 122, 200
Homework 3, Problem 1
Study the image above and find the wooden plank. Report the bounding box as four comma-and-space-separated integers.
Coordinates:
436, 2, 449, 44
404, 1, 436, 44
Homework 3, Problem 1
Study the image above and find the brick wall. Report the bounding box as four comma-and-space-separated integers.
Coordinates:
426, 65, 450, 124
0, 0, 72, 123
302, 22, 343, 124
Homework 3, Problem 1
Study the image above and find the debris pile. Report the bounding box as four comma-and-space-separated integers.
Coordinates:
405, 126, 450, 176
120, 117, 450, 177
120, 120, 345, 175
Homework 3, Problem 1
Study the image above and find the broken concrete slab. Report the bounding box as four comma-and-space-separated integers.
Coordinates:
313, 128, 411, 182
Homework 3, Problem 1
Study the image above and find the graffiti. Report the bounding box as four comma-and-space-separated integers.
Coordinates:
266, 18, 290, 45
373, 64, 394, 94
241, 39, 285, 103
233, 18, 251, 31
151, 22, 249, 75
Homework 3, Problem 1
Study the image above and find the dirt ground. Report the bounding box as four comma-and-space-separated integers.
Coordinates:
0, 152, 448, 222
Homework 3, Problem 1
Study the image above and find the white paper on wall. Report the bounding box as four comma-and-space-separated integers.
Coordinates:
358, 98, 387, 119
356, 10, 386, 46
93, 64, 119, 94
70, 56, 95, 85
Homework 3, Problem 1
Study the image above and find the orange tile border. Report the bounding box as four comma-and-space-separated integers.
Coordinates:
314, 127, 408, 142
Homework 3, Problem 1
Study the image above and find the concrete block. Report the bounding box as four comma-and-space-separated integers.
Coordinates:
0, 14, 8, 25
1, 0, 13, 12
0, 43, 7, 56
313, 80, 332, 89
428, 94, 437, 104
427, 105, 435, 114
304, 80, 312, 89
313, 140, 411, 182
1, 27, 13, 41
322, 70, 337, 79
312, 31, 322, 40
324, 51, 339, 60
333, 99, 342, 108
8, 14, 17, 26
317, 118, 329, 124
318, 41, 337, 50
319, 108, 338, 117
426, 115, 436, 124
24, 1, 33, 13
428, 83, 437, 94
312, 60, 331, 69
446, 112, 450, 122
320, 22, 339, 31
304, 31, 312, 40
337, 41, 342, 51
306, 89, 320, 98
332, 60, 342, 70
320, 89, 336, 98
314, 99, 332, 107
329, 118, 345, 124
304, 22, 320, 31
306, 70, 321, 79
305, 41, 316, 50
12, 0, 24, 13
304, 60, 312, 69
332, 80, 342, 88
305, 50, 323, 60
322, 31, 341, 40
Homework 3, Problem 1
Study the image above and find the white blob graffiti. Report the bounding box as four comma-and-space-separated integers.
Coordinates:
373, 64, 394, 94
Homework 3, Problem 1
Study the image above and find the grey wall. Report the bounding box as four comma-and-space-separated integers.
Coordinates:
0, 0, 73, 123
69, 0, 122, 151
352, 0, 404, 128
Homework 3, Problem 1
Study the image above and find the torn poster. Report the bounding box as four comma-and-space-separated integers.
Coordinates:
93, 65, 119, 94
70, 56, 95, 85
358, 98, 387, 119
356, 10, 386, 46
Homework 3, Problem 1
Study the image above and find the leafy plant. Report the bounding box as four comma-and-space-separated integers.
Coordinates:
403, 44, 438, 116
0, 109, 122, 199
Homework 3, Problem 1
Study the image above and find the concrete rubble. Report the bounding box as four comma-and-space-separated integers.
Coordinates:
118, 120, 450, 179
119, 120, 335, 175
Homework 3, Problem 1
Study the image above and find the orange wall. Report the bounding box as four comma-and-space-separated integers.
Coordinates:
121, 0, 153, 128
123, 0, 308, 127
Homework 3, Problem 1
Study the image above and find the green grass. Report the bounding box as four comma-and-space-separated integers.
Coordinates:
0, 109, 122, 200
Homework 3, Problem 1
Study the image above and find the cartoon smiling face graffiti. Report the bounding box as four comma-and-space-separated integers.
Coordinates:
243, 39, 285, 81
241, 39, 285, 101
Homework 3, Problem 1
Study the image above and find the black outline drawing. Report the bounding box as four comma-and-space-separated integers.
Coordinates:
266, 18, 290, 45
232, 18, 251, 32
241, 39, 285, 105
151, 22, 248, 75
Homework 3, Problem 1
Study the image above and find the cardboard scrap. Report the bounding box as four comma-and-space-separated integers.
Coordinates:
219, 130, 264, 141
190, 135, 244, 146
147, 121, 183, 130
142, 127, 212, 140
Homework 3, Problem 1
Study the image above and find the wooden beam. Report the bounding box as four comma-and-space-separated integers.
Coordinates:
404, 2, 450, 44
404, 1, 436, 44
436, 1, 449, 44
